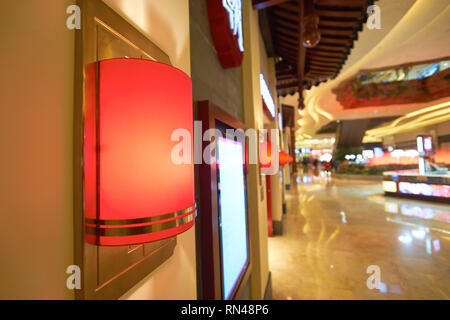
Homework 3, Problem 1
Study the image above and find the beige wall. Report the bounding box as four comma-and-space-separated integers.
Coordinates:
259, 31, 283, 225
242, 0, 270, 299
0, 0, 195, 300
0, 0, 75, 299
100, 0, 197, 300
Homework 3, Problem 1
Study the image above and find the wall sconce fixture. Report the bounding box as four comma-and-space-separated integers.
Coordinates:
84, 59, 195, 246
260, 141, 294, 169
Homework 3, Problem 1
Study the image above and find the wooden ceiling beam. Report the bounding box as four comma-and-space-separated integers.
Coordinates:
319, 41, 349, 48
277, 54, 298, 65
272, 8, 299, 22
276, 51, 297, 63
271, 0, 370, 89
277, 47, 297, 56
308, 49, 344, 58
317, 0, 366, 6
308, 60, 340, 68
276, 34, 299, 46
277, 50, 297, 61
309, 66, 337, 73
253, 0, 291, 10
276, 63, 295, 72
309, 62, 338, 69
276, 68, 296, 75
297, 0, 306, 109
315, 9, 363, 18
274, 39, 298, 51
276, 71, 296, 77
279, 55, 297, 65
320, 35, 351, 45
270, 16, 299, 30
308, 55, 343, 63
307, 73, 331, 78
319, 19, 358, 28
273, 25, 298, 38
314, 44, 347, 52
277, 74, 297, 80
278, 3, 300, 13
277, 82, 299, 90
316, 4, 363, 11
319, 27, 354, 36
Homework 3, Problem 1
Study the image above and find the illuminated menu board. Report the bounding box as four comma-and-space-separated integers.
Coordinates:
217, 137, 248, 300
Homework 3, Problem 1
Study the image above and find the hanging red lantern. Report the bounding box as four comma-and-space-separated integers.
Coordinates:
302, 14, 321, 48
84, 58, 195, 246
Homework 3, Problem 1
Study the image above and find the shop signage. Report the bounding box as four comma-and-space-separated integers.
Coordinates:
207, 0, 244, 68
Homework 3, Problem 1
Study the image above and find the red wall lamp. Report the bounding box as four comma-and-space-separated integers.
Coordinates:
260, 141, 294, 169
84, 58, 195, 246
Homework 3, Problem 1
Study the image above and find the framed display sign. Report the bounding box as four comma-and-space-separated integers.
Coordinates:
197, 100, 251, 300
217, 136, 249, 299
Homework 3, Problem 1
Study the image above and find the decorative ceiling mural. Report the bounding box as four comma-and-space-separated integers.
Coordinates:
292, 0, 450, 140
333, 58, 450, 109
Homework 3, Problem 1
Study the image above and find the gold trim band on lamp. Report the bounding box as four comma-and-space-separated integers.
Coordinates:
85, 211, 196, 237
85, 203, 196, 226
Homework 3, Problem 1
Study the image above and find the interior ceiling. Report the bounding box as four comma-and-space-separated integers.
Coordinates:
363, 101, 450, 143
287, 0, 450, 140
255, 0, 374, 97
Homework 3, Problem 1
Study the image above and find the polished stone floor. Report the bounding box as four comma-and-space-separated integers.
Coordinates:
269, 173, 450, 300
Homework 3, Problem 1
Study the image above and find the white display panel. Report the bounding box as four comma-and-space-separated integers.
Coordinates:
424, 136, 433, 152
278, 112, 283, 131
217, 137, 248, 300
260, 73, 276, 118
417, 136, 424, 153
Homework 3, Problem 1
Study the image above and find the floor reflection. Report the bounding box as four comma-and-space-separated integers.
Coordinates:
382, 198, 450, 224
269, 174, 450, 300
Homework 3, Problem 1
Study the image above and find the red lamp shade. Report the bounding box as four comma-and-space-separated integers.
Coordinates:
84, 59, 195, 246
279, 151, 294, 166
260, 141, 294, 168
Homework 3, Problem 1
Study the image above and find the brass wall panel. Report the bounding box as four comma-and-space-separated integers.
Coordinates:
74, 0, 176, 300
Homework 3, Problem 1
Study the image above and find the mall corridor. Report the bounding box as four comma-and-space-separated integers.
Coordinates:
269, 175, 450, 300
